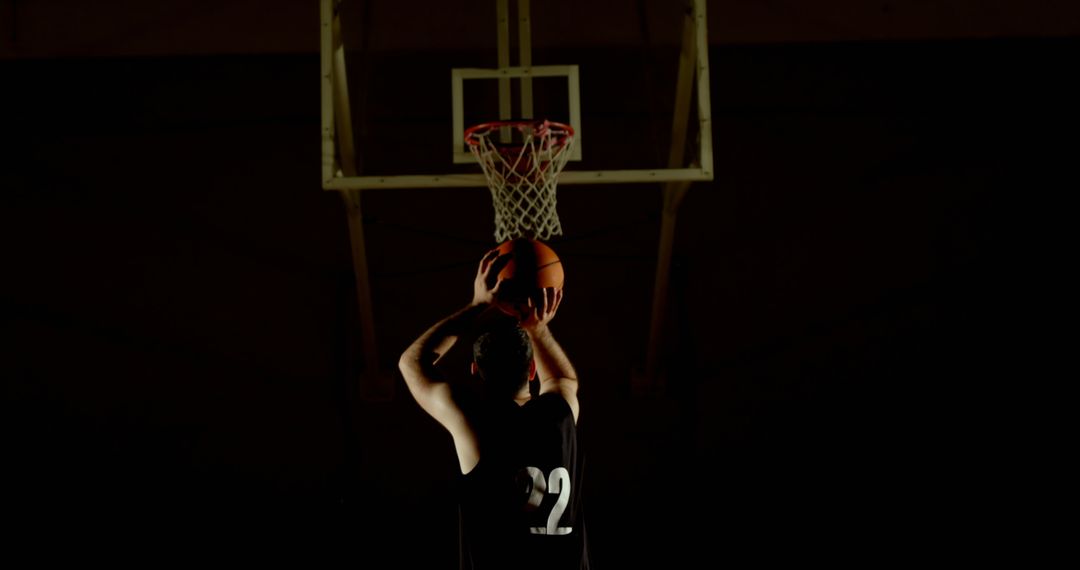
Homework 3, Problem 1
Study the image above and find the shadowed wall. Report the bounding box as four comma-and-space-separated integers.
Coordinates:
2, 2, 1069, 566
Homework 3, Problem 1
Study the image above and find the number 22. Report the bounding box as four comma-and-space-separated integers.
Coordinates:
521, 466, 572, 536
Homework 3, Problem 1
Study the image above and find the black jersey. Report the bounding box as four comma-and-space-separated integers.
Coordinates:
458, 391, 589, 570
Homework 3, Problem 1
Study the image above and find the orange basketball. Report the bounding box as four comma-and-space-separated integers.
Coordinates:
493, 238, 564, 305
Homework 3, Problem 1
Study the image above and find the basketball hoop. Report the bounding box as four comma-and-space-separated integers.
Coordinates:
465, 119, 575, 242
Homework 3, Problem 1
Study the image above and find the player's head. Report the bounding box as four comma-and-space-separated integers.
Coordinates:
472, 321, 536, 397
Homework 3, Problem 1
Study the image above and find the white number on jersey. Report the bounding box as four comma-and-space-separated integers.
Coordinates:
519, 466, 572, 536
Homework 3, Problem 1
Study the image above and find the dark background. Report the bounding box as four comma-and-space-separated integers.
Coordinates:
2, 1, 1071, 566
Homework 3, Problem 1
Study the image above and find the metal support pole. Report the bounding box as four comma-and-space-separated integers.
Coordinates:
496, 0, 512, 142
639, 0, 699, 394
518, 0, 533, 119
331, 1, 389, 400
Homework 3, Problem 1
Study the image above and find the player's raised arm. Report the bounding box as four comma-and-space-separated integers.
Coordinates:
519, 287, 580, 421
397, 249, 512, 468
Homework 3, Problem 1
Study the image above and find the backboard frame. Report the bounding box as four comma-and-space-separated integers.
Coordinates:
319, 0, 713, 190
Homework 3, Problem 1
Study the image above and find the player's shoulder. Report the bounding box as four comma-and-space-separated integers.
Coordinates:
535, 377, 580, 423
527, 390, 576, 419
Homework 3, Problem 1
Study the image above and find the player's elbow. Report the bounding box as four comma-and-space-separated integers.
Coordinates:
400, 349, 438, 389
398, 350, 419, 377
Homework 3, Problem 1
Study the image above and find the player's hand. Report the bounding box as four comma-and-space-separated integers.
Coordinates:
472, 248, 512, 307
519, 287, 562, 332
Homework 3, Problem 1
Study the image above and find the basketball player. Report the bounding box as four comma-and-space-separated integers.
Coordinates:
398, 248, 590, 569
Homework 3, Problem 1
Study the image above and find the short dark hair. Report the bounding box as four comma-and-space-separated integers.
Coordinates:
472, 322, 533, 395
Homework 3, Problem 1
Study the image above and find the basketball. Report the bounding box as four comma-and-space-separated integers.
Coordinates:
493, 238, 564, 305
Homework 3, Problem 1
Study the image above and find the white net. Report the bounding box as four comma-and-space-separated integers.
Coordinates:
467, 120, 575, 242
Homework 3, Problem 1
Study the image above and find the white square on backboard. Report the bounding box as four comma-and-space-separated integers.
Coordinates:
451, 65, 582, 164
